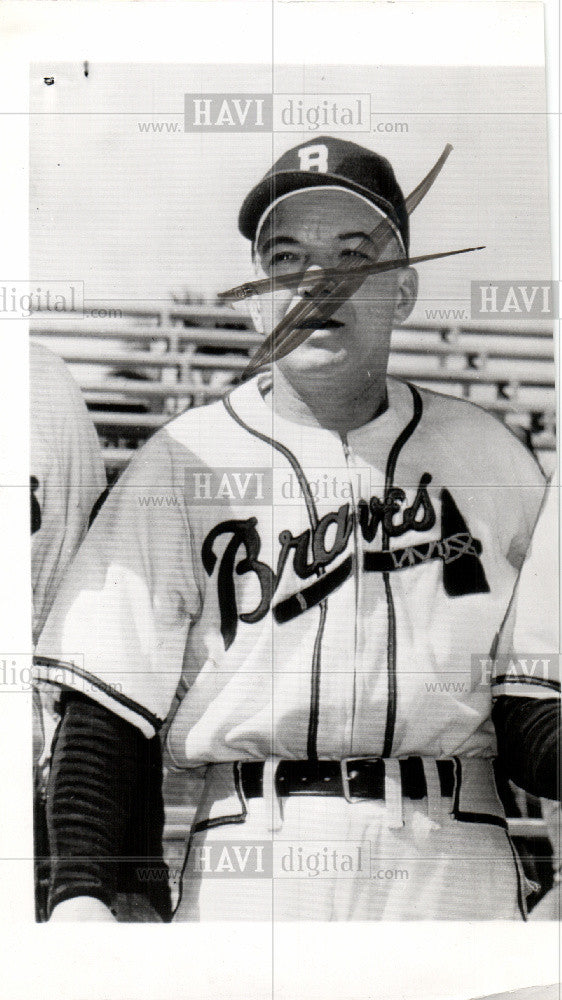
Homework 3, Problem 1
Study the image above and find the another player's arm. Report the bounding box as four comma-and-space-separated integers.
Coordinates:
492, 479, 560, 801
492, 698, 559, 800
48, 694, 160, 922
36, 434, 202, 921
31, 344, 107, 644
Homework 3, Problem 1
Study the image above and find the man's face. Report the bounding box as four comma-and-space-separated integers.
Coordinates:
253, 188, 417, 381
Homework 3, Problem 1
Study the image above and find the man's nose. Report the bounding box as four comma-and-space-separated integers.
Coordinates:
296, 264, 324, 299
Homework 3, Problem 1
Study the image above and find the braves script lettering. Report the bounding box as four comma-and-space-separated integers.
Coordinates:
201, 474, 488, 648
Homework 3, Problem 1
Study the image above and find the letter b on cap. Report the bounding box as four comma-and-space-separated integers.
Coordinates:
298, 144, 329, 172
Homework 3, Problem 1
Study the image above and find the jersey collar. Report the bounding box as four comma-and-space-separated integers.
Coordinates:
226, 373, 417, 455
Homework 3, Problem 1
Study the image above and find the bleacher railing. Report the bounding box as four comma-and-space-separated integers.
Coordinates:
31, 302, 556, 476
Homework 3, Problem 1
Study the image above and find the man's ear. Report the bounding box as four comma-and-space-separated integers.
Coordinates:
393, 267, 418, 325
248, 253, 265, 334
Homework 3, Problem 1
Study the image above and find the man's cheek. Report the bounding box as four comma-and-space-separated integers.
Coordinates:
361, 278, 397, 316
256, 290, 298, 335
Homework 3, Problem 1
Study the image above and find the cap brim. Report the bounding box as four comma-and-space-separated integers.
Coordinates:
238, 170, 400, 242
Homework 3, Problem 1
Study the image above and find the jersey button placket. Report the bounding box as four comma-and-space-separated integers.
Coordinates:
340, 434, 362, 757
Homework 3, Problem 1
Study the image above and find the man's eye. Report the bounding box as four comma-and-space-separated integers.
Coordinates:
262, 251, 303, 277
270, 251, 299, 265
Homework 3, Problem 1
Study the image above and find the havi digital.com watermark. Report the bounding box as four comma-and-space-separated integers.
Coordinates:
471, 281, 558, 319
471, 653, 558, 690
180, 838, 408, 882
185, 93, 371, 132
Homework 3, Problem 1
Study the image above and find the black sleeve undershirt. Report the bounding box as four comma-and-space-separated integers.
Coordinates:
492, 695, 560, 800
46, 692, 171, 920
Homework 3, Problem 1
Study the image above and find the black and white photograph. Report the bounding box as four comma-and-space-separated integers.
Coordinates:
0, 1, 559, 998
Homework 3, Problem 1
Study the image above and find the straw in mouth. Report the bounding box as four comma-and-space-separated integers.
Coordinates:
243, 244, 483, 375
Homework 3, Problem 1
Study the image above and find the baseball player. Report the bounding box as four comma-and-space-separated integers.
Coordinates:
31, 339, 107, 761
31, 341, 106, 646
35, 138, 558, 922
30, 341, 106, 917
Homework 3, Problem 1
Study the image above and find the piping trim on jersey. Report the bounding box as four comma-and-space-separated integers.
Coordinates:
381, 384, 423, 757
223, 391, 326, 761
190, 762, 247, 835
452, 758, 526, 920
33, 656, 163, 733
451, 809, 507, 829
504, 827, 529, 920
172, 763, 247, 919
493, 675, 561, 694
226, 390, 319, 530
450, 757, 507, 829
308, 603, 328, 757
340, 434, 362, 757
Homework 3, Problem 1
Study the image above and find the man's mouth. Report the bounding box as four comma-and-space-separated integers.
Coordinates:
297, 318, 345, 330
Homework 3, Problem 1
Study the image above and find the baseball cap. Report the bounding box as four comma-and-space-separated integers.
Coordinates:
238, 136, 409, 254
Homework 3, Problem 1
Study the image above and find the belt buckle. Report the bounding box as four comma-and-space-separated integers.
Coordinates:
340, 758, 362, 803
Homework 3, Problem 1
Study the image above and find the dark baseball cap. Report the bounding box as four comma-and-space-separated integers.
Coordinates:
238, 136, 409, 253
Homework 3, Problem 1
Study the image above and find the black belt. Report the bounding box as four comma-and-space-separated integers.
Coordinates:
239, 757, 455, 803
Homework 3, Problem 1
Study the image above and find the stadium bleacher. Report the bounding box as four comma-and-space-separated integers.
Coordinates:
31, 302, 556, 480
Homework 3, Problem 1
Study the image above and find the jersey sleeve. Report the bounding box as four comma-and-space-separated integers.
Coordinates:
492, 478, 560, 701
30, 344, 107, 643
34, 431, 203, 738
498, 424, 546, 572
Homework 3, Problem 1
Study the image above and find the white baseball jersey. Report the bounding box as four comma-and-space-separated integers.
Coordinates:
31, 342, 106, 645
35, 373, 546, 766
